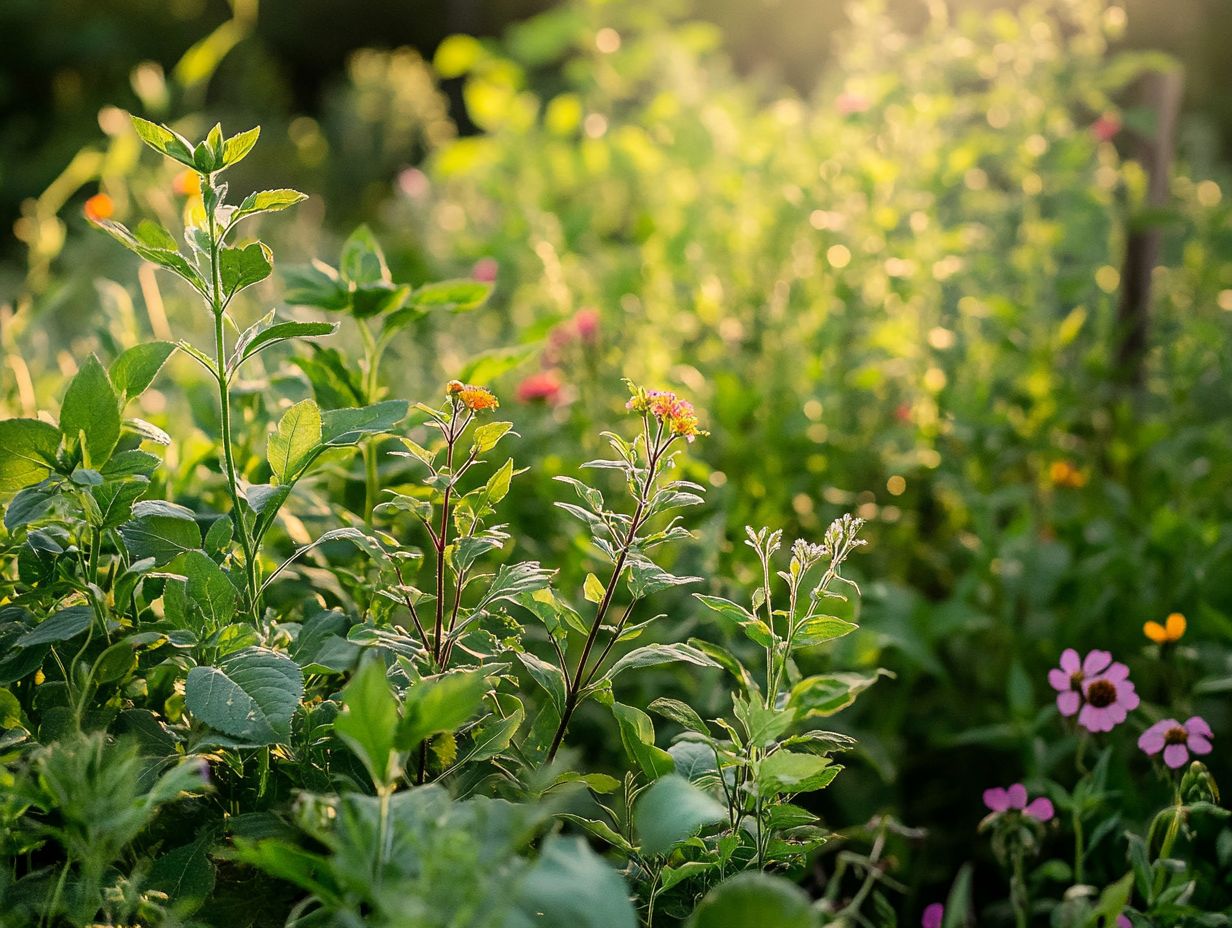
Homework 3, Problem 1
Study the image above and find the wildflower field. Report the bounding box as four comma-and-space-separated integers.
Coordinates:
1, 0, 1230, 925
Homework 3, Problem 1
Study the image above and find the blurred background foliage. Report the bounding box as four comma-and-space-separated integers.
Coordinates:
3, 0, 1231, 913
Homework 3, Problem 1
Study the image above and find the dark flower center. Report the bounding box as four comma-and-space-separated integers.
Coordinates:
1086, 679, 1116, 708
1069, 671, 1085, 692
1164, 726, 1188, 746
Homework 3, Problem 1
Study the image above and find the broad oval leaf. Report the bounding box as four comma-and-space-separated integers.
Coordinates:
0, 419, 61, 493
687, 872, 819, 928
185, 647, 304, 744
60, 355, 121, 466
634, 773, 725, 856
16, 606, 94, 648
110, 342, 177, 404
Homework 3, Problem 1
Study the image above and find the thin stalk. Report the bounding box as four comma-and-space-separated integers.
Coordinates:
547, 428, 668, 762
359, 320, 382, 525
206, 182, 259, 619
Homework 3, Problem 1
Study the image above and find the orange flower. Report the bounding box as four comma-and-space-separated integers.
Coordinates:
625, 385, 707, 442
1049, 460, 1086, 488
447, 380, 499, 412
1144, 612, 1186, 645
173, 169, 201, 196
83, 193, 114, 223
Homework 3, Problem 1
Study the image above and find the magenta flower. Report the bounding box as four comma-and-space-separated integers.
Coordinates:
1138, 716, 1213, 769
1116, 915, 1132, 928
1047, 648, 1139, 733
922, 903, 944, 928
983, 783, 1054, 822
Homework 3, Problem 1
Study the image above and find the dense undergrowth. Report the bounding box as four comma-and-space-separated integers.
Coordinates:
1, 0, 1230, 925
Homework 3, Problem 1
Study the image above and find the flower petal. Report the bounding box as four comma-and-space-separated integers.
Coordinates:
1188, 735, 1212, 756
1082, 649, 1112, 675
1057, 691, 1081, 717
1138, 726, 1167, 755
922, 903, 945, 928
1184, 716, 1213, 738
1165, 612, 1186, 639
1143, 621, 1166, 644
1163, 743, 1189, 769
1048, 668, 1071, 693
1103, 662, 1130, 683
1059, 648, 1081, 673
1006, 783, 1028, 809
1025, 797, 1054, 822
983, 787, 1010, 812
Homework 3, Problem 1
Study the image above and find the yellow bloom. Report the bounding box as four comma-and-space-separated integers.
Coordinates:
1143, 612, 1186, 644
1049, 460, 1086, 488
446, 380, 499, 412
83, 192, 114, 223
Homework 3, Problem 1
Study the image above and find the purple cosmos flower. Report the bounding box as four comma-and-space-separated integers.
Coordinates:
1117, 915, 1132, 928
922, 903, 944, 928
1138, 716, 1213, 769
1047, 648, 1139, 733
983, 783, 1054, 822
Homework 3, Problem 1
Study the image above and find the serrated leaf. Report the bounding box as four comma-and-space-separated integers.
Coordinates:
185, 647, 304, 744
596, 643, 719, 687
335, 658, 401, 790
339, 225, 388, 286
267, 399, 322, 483
222, 127, 260, 166
516, 651, 567, 716
397, 668, 490, 749
320, 400, 408, 446
758, 750, 839, 795
0, 419, 61, 493
792, 615, 858, 649
235, 188, 307, 221
234, 320, 337, 369
119, 500, 202, 565
146, 836, 216, 916
130, 115, 196, 166
60, 355, 121, 465
219, 242, 273, 301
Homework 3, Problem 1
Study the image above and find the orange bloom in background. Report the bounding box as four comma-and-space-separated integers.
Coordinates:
83, 193, 114, 222
516, 369, 564, 404
1144, 612, 1186, 645
1049, 460, 1086, 488
573, 307, 600, 342
448, 381, 499, 412
626, 385, 708, 442
173, 169, 201, 196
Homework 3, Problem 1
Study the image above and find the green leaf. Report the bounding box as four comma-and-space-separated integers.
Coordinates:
234, 320, 337, 369
457, 344, 537, 385
608, 700, 675, 778
60, 355, 121, 465
514, 836, 637, 928
335, 658, 401, 790
146, 836, 216, 916
185, 647, 304, 744
758, 750, 839, 795
16, 606, 93, 648
119, 500, 202, 565
109, 341, 177, 404
596, 643, 719, 687
320, 400, 408, 446
235, 188, 307, 221
283, 263, 350, 311
687, 872, 819, 928
0, 419, 61, 493
787, 670, 891, 718
694, 594, 772, 648
130, 115, 196, 166
339, 225, 388, 286
173, 550, 237, 630
792, 615, 858, 649
5, 482, 57, 529
515, 651, 568, 717
634, 774, 725, 856
268, 399, 322, 483
219, 242, 273, 300
92, 218, 207, 292
648, 697, 709, 734
222, 126, 260, 166
410, 279, 493, 313
397, 668, 490, 749
471, 420, 513, 453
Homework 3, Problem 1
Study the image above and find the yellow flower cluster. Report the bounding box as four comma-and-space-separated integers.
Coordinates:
446, 380, 500, 412
626, 385, 707, 442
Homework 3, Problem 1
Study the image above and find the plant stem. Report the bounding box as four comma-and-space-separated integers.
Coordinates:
547, 429, 667, 762
207, 180, 260, 620
359, 320, 382, 525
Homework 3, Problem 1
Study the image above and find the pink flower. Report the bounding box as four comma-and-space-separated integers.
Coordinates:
573, 306, 600, 342
516, 369, 564, 404
983, 783, 1054, 822
1116, 915, 1132, 928
471, 257, 498, 283
1092, 113, 1121, 143
397, 167, 430, 200
1138, 716, 1213, 769
836, 91, 870, 115
922, 903, 944, 928
1047, 648, 1139, 733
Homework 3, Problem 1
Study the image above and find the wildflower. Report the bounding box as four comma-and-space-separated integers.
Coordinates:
1048, 648, 1139, 733
574, 307, 600, 342
983, 783, 1054, 822
447, 381, 499, 412
471, 257, 498, 283
922, 903, 944, 928
1092, 113, 1121, 143
626, 386, 708, 443
1138, 716, 1213, 769
836, 91, 870, 115
1143, 612, 1186, 645
83, 193, 114, 223
1049, 460, 1086, 488
516, 370, 563, 404
397, 166, 429, 200
1116, 916, 1132, 928
172, 170, 201, 197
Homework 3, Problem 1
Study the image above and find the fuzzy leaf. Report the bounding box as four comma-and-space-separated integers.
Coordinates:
185, 647, 304, 744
